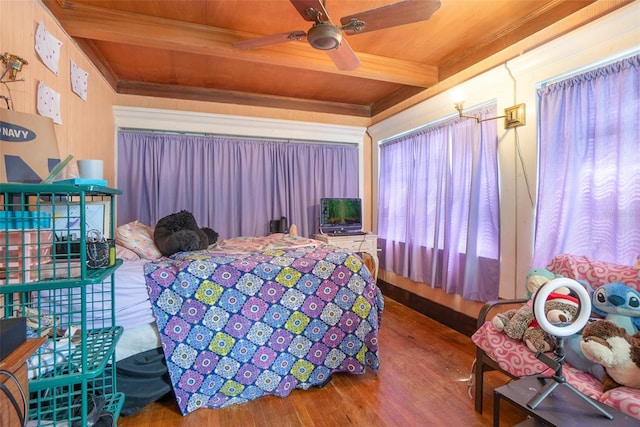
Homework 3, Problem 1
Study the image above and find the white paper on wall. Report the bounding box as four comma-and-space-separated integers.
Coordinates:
37, 81, 62, 124
70, 60, 89, 101
35, 21, 62, 75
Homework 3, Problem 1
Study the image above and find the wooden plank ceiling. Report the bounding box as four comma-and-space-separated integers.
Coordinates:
41, 0, 625, 117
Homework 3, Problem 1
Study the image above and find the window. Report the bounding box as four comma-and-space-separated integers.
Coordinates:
533, 54, 640, 266
377, 105, 500, 301
117, 131, 359, 238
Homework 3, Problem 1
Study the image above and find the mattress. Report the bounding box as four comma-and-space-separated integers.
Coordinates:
113, 259, 156, 330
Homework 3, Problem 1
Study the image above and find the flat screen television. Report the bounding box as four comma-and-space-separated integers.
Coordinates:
319, 197, 363, 234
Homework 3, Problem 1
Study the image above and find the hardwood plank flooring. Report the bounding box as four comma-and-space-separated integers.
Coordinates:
117, 297, 527, 426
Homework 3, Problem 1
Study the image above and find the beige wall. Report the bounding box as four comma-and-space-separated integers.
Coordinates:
1, 0, 117, 180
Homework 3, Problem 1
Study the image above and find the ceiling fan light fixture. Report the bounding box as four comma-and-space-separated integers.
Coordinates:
307, 22, 342, 50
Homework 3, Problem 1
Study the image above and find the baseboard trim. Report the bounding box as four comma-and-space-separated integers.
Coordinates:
376, 279, 477, 337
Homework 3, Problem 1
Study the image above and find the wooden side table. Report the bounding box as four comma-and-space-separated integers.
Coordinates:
314, 233, 379, 281
494, 375, 638, 427
0, 337, 45, 427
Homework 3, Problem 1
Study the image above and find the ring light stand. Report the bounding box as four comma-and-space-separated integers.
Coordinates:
526, 278, 613, 419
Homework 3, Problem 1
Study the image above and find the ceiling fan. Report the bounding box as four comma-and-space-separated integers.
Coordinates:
232, 0, 441, 71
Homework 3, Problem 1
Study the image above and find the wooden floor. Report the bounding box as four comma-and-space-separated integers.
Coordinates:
117, 297, 527, 426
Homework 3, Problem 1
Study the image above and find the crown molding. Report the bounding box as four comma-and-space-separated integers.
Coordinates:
112, 106, 366, 144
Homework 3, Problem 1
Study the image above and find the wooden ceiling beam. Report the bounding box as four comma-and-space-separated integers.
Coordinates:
43, 0, 438, 88
116, 80, 372, 117
73, 38, 118, 90
437, 0, 601, 80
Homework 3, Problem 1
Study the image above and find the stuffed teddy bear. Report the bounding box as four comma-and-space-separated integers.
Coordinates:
153, 210, 219, 256
492, 292, 580, 353
565, 281, 640, 382
524, 268, 559, 299
580, 319, 640, 391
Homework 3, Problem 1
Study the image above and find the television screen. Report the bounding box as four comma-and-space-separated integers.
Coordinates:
319, 198, 362, 234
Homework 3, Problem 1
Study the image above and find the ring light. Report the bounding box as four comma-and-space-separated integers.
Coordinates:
527, 277, 613, 419
533, 277, 591, 337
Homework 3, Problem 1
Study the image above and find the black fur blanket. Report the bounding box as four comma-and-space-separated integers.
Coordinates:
153, 210, 218, 256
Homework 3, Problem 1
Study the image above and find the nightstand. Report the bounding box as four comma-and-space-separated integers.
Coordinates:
314, 233, 378, 281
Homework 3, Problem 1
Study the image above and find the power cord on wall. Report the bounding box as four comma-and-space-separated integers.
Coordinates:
504, 61, 535, 298
1, 81, 15, 109
0, 369, 27, 427
504, 62, 534, 209
514, 128, 535, 207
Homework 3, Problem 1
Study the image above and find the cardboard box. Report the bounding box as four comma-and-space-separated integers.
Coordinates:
0, 109, 60, 183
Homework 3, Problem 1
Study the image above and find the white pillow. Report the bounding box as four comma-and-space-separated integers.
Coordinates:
115, 221, 162, 259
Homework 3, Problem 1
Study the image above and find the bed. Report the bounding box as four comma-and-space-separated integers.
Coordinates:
112, 225, 384, 415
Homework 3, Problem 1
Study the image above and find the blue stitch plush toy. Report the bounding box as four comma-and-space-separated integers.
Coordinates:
591, 282, 640, 335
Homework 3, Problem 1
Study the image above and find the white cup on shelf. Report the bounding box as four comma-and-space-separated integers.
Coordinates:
77, 159, 104, 180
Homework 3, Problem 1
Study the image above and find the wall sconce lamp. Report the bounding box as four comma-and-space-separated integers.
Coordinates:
1, 52, 28, 82
454, 101, 526, 129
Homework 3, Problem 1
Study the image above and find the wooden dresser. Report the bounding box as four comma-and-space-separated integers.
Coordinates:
0, 338, 45, 427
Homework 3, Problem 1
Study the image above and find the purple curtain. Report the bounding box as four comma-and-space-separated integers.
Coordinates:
116, 132, 359, 238
533, 54, 640, 267
377, 105, 500, 301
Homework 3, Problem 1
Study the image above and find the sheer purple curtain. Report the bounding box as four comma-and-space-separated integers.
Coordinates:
378, 105, 500, 301
533, 54, 640, 267
116, 131, 359, 238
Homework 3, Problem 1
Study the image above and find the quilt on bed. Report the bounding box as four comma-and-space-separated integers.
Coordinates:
144, 239, 383, 415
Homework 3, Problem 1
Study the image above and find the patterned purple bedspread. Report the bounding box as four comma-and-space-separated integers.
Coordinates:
144, 243, 383, 415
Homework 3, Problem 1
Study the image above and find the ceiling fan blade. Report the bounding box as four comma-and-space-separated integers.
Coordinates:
326, 38, 361, 71
290, 0, 330, 22
233, 30, 307, 50
340, 0, 441, 35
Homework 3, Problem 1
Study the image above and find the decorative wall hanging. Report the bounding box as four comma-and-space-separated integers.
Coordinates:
70, 60, 88, 101
37, 80, 62, 124
35, 21, 62, 75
